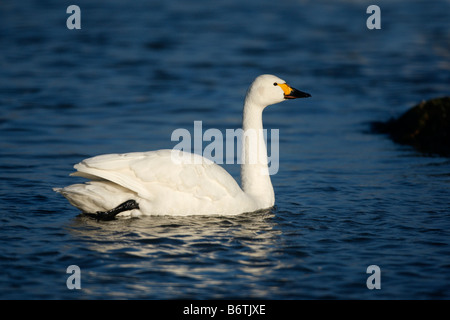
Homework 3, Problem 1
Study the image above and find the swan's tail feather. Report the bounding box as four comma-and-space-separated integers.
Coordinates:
53, 181, 137, 215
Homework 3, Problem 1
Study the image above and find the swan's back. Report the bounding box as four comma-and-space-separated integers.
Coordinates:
65, 149, 253, 215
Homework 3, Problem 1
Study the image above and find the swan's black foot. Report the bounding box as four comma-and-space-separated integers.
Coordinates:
85, 200, 140, 221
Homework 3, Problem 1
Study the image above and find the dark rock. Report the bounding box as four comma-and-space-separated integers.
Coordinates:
371, 97, 450, 157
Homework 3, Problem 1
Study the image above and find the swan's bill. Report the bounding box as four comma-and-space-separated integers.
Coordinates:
277, 83, 311, 99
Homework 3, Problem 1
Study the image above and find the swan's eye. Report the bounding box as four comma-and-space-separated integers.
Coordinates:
273, 82, 278, 86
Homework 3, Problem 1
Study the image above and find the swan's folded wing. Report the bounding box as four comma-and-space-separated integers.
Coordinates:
72, 149, 243, 201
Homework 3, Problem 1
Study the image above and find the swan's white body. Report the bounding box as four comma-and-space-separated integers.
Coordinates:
55, 74, 310, 217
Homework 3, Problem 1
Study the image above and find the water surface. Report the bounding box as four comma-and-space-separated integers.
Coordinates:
0, 0, 449, 299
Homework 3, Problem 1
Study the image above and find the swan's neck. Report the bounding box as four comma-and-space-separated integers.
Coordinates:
240, 100, 275, 208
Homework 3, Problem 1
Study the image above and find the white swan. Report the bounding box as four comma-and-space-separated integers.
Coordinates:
54, 74, 310, 219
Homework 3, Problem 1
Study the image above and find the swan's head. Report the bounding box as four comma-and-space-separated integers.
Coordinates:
245, 74, 311, 108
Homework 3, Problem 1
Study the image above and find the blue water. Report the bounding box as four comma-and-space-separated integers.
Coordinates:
1, 0, 449, 299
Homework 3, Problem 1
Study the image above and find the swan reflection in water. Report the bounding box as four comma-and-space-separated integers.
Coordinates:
66, 210, 286, 298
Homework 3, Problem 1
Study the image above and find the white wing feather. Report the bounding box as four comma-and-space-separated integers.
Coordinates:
70, 150, 246, 214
